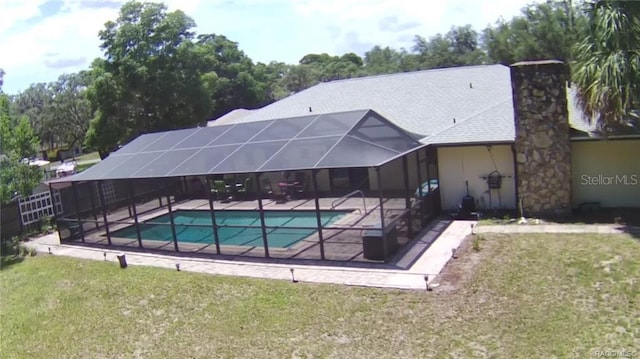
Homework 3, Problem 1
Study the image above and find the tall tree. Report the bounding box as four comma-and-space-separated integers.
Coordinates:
483, 0, 582, 64
363, 46, 420, 75
253, 61, 291, 101
195, 34, 270, 119
413, 25, 487, 69
49, 72, 94, 149
0, 68, 4, 92
282, 64, 321, 94
0, 94, 43, 203
572, 0, 640, 133
13, 83, 55, 150
86, 1, 213, 158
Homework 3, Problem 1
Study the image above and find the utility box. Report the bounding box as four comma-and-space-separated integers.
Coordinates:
362, 224, 398, 261
116, 253, 128, 269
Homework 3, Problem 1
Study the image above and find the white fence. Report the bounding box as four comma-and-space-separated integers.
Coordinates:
94, 181, 116, 206
18, 190, 63, 226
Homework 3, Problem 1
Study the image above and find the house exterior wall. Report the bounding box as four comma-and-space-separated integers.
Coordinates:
437, 145, 516, 211
571, 139, 640, 207
511, 60, 572, 216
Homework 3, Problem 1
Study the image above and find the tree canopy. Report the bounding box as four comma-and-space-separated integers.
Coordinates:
572, 0, 640, 133
5, 0, 639, 167
0, 93, 43, 204
483, 0, 582, 64
85, 1, 211, 158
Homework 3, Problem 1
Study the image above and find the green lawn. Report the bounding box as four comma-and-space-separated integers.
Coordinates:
1, 233, 638, 358
72, 151, 101, 163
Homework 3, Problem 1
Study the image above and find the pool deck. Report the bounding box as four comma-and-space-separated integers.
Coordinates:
26, 218, 474, 290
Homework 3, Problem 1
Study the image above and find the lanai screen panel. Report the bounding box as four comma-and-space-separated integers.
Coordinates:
61, 109, 423, 182
115, 132, 171, 154
317, 135, 401, 168
349, 112, 422, 153
172, 126, 232, 149
141, 128, 201, 152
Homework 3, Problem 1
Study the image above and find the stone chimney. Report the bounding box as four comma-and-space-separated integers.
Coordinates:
510, 60, 571, 217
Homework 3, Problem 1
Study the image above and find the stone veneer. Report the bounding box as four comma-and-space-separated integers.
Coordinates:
510, 60, 572, 217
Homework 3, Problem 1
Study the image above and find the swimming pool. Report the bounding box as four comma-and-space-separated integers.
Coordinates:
110, 210, 350, 248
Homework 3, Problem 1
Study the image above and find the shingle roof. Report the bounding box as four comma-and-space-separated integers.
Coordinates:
207, 108, 254, 127
223, 65, 515, 141
423, 99, 515, 145
214, 64, 604, 145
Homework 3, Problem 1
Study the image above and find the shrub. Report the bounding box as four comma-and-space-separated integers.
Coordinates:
40, 216, 56, 233
472, 235, 485, 252
1, 236, 36, 258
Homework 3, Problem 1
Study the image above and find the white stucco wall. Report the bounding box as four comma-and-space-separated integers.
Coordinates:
437, 145, 516, 211
571, 139, 640, 207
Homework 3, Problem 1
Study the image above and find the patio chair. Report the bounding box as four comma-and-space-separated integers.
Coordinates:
236, 177, 253, 200
211, 180, 232, 202
262, 177, 287, 203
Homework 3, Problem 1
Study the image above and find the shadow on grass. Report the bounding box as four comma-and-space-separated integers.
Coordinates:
0, 255, 25, 270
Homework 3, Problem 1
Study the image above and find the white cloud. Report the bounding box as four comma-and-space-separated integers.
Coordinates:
1, 0, 544, 94
0, 0, 48, 34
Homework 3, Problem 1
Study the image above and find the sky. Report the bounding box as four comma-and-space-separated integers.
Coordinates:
0, 0, 543, 95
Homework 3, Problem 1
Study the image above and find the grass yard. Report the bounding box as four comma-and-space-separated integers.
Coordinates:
1, 233, 638, 358
72, 151, 101, 163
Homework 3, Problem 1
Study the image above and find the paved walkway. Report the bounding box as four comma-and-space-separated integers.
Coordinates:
24, 220, 476, 291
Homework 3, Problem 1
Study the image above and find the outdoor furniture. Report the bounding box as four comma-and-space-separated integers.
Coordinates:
263, 178, 288, 203
235, 177, 253, 200
210, 180, 232, 202
277, 181, 295, 198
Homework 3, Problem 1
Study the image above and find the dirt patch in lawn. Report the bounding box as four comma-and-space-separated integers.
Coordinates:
432, 233, 497, 292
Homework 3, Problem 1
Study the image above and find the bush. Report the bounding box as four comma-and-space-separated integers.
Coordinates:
1, 236, 22, 256
40, 216, 56, 233
1, 235, 35, 258
472, 235, 485, 252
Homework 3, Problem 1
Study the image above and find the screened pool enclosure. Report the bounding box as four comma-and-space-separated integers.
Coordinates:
50, 109, 440, 263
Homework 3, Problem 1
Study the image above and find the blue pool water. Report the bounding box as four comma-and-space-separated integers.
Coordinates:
110, 210, 349, 248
